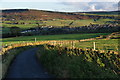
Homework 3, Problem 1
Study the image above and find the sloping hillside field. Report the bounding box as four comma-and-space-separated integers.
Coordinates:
1, 9, 120, 79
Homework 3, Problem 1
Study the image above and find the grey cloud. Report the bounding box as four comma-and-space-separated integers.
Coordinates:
91, 2, 118, 11
60, 2, 118, 11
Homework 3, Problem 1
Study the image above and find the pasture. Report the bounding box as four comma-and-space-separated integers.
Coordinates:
2, 18, 114, 34
2, 32, 119, 52
2, 33, 110, 45
62, 39, 119, 52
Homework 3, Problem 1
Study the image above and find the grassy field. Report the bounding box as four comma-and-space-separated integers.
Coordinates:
2, 33, 110, 45
2, 32, 119, 52
3, 19, 113, 27
62, 39, 119, 52
2, 18, 114, 34
76, 39, 119, 51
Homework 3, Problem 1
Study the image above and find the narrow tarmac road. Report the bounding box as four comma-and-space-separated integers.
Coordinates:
5, 47, 53, 78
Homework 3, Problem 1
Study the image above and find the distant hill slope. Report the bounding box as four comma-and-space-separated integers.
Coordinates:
75, 11, 119, 16
86, 11, 119, 15
2, 9, 29, 13
2, 9, 119, 21
2, 9, 91, 20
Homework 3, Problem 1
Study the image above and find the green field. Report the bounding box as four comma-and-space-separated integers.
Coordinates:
2, 33, 110, 44
2, 32, 119, 52
3, 19, 113, 27
76, 39, 118, 51
2, 18, 114, 34
62, 39, 119, 52
2, 33, 119, 52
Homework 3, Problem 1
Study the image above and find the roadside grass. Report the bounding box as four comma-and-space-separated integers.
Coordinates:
36, 45, 118, 78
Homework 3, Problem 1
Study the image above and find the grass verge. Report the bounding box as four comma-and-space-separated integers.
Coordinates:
36, 45, 119, 78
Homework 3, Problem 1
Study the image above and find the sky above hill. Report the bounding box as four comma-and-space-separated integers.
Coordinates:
1, 0, 119, 12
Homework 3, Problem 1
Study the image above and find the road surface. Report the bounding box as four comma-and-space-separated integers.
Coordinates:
5, 47, 53, 78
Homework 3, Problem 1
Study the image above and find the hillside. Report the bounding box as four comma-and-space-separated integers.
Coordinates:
3, 9, 119, 21
2, 9, 91, 20
1, 9, 119, 38
76, 11, 119, 15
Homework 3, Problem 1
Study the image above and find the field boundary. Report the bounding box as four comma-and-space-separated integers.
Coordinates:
1, 37, 118, 55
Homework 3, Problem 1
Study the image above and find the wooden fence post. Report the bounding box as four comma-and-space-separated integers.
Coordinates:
93, 42, 96, 50
35, 37, 36, 42
72, 41, 74, 49
53, 41, 54, 45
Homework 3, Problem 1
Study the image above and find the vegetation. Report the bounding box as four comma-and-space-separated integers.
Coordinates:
2, 33, 110, 45
62, 39, 119, 52
36, 44, 119, 78
3, 18, 115, 29
1, 32, 119, 79
2, 32, 119, 53
2, 9, 119, 36
2, 9, 90, 21
2, 20, 116, 27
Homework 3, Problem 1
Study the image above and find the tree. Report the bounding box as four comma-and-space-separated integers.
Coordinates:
10, 26, 21, 37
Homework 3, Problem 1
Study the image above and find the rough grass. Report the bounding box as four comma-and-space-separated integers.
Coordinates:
36, 45, 118, 78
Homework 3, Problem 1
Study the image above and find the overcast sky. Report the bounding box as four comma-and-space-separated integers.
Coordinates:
1, 0, 119, 12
